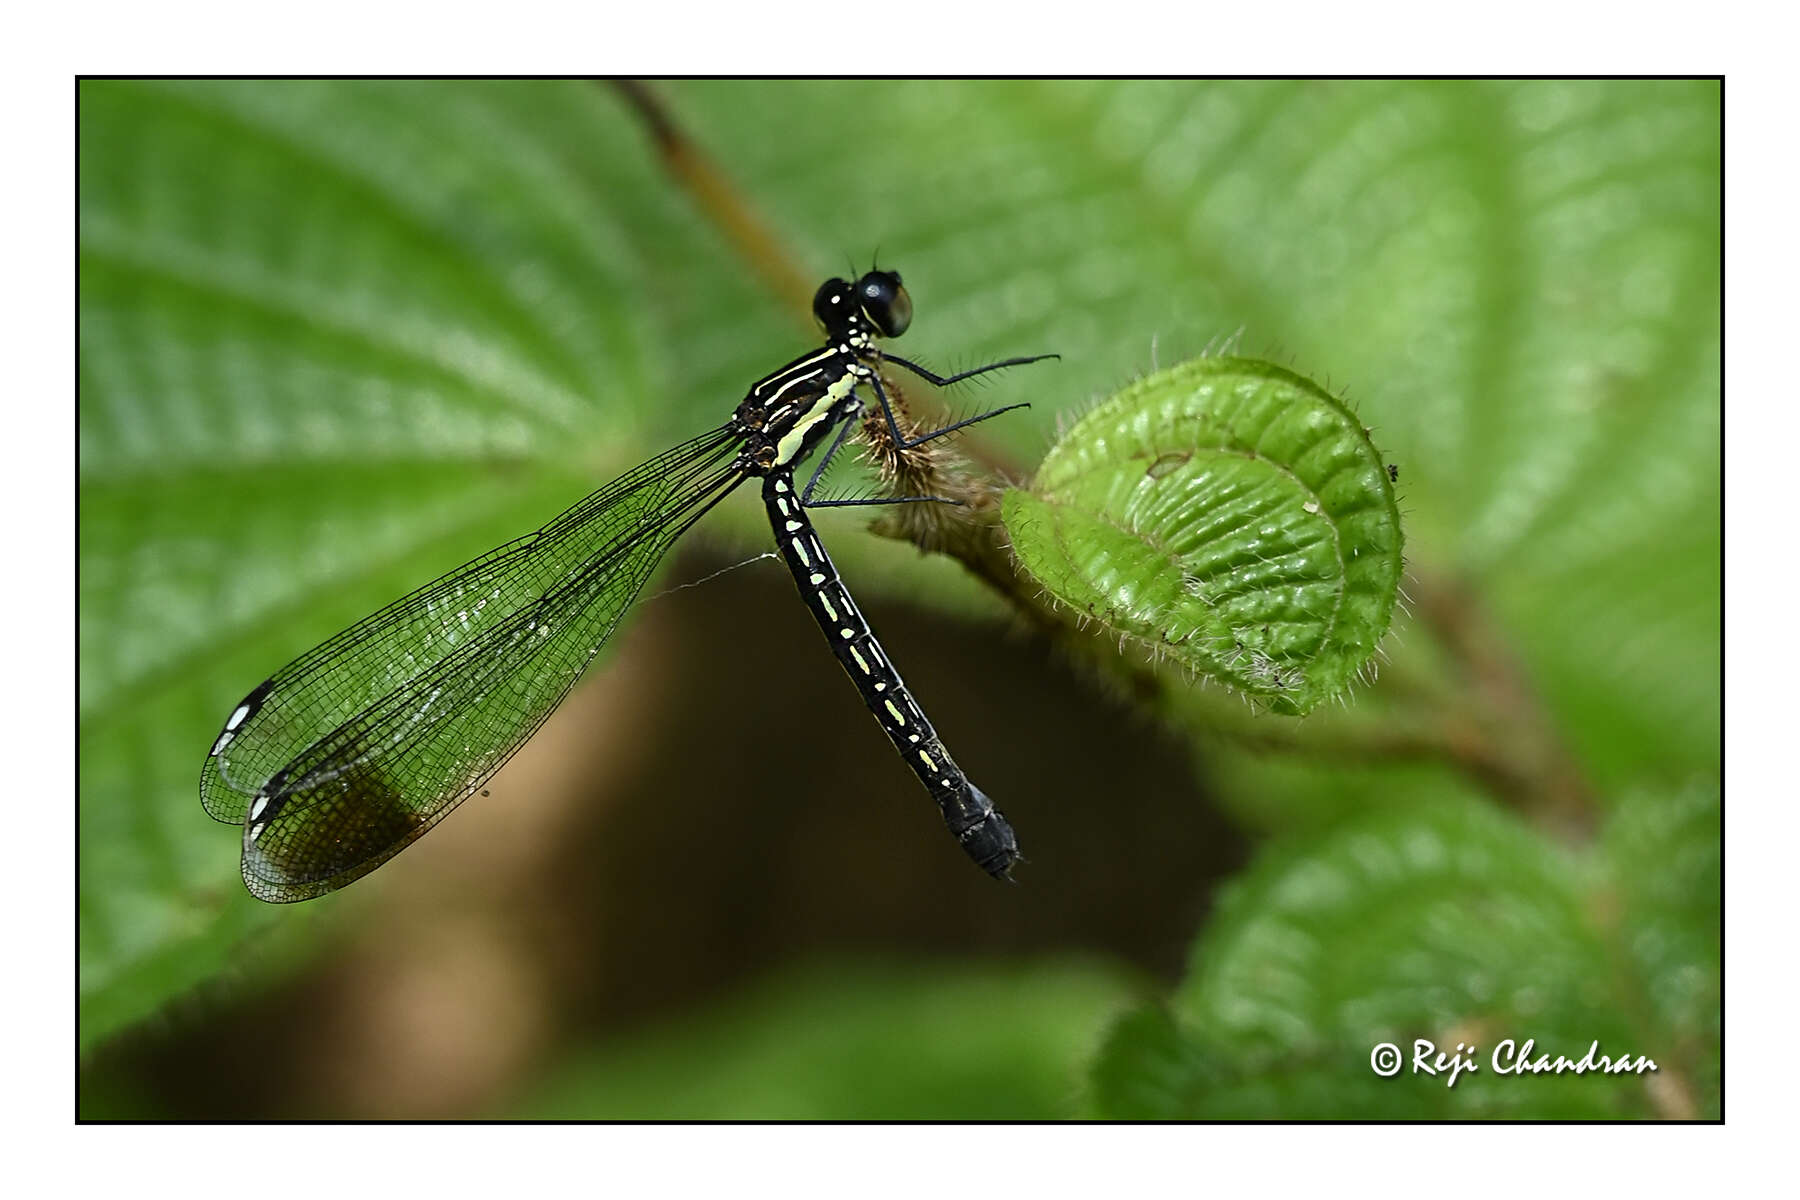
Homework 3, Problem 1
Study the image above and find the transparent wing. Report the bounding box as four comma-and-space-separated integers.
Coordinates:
198, 424, 744, 900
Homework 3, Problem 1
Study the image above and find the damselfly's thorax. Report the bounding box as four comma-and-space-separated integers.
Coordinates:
731, 270, 914, 475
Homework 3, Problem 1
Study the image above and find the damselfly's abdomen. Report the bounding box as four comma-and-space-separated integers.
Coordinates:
761, 472, 1020, 879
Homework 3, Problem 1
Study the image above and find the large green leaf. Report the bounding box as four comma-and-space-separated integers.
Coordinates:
1085, 781, 1719, 1118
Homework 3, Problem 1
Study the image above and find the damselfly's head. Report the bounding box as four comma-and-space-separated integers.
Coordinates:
813, 270, 913, 341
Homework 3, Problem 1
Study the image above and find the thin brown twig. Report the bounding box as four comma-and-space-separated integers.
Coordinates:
608, 80, 816, 329
1407, 570, 1600, 839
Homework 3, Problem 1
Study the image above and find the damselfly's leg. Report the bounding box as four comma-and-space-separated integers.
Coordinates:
800, 350, 1052, 507
866, 362, 1044, 452
804, 495, 963, 510
798, 391, 966, 509
883, 352, 1060, 390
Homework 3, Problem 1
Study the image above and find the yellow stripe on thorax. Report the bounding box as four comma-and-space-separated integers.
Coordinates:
774, 374, 859, 466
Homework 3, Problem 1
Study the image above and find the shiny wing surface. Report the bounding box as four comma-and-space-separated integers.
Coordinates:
198, 424, 743, 900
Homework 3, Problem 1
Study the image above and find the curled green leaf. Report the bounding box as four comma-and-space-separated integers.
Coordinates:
1002, 357, 1403, 714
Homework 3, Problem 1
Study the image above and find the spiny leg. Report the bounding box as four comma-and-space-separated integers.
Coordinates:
801, 348, 1052, 506
883, 352, 1059, 390
804, 494, 964, 510
865, 368, 1032, 453
799, 387, 966, 509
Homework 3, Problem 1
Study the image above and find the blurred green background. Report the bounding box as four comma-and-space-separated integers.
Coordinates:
77, 79, 1720, 1119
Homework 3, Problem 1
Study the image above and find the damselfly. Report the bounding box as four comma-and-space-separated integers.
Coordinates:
201, 270, 1055, 901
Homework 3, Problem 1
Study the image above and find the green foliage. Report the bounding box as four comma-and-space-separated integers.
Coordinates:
1004, 357, 1402, 713
1087, 782, 1719, 1118
511, 959, 1137, 1119
80, 79, 1719, 1119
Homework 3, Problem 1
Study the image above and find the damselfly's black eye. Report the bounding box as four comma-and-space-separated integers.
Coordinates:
812, 277, 856, 331
857, 270, 912, 338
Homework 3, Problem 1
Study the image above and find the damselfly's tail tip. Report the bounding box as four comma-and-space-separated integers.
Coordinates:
987, 840, 1024, 884
954, 787, 1022, 881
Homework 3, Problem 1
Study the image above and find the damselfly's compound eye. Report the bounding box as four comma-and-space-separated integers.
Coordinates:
857, 270, 911, 338
812, 277, 855, 331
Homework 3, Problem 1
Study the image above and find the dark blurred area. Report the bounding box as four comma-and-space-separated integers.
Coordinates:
82, 544, 1245, 1119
